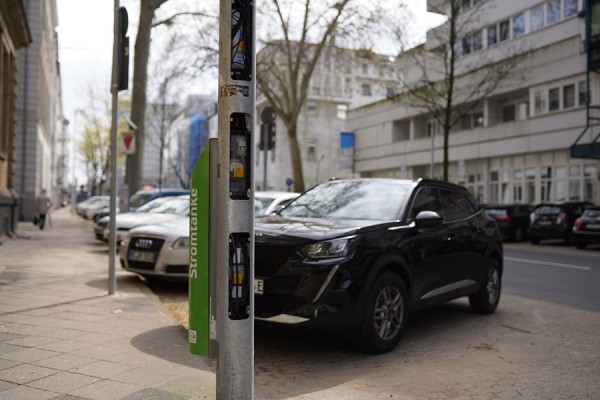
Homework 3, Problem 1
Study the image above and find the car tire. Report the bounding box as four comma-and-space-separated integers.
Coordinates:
529, 236, 540, 244
357, 271, 408, 354
512, 226, 524, 242
469, 259, 501, 314
575, 241, 587, 249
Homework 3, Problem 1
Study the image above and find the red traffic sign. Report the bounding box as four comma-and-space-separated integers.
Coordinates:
120, 130, 136, 154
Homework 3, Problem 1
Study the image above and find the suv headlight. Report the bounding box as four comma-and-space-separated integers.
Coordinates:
301, 235, 356, 259
172, 237, 190, 248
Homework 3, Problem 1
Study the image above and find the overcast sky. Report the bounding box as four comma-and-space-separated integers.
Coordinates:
55, 0, 444, 126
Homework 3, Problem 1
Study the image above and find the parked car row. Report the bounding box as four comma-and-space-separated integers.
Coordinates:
483, 201, 599, 249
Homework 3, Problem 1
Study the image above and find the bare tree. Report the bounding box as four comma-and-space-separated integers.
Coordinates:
256, 0, 401, 193
391, 0, 527, 181
145, 57, 185, 190
127, 0, 218, 193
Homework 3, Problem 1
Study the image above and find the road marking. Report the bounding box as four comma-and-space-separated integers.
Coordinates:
504, 257, 591, 271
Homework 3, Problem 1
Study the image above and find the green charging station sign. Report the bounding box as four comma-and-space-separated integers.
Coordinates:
189, 140, 216, 357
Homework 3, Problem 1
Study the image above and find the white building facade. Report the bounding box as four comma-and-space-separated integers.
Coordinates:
256, 46, 400, 191
347, 0, 600, 205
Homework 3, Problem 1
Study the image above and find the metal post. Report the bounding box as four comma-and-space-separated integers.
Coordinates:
108, 0, 120, 295
216, 0, 255, 397
262, 125, 268, 190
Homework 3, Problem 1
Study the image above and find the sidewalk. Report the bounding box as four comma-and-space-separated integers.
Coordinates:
0, 208, 215, 400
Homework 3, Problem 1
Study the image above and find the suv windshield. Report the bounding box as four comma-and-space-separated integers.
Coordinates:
280, 180, 411, 220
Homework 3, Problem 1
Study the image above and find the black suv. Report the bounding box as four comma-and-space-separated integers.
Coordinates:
529, 201, 593, 245
484, 204, 534, 242
254, 178, 503, 353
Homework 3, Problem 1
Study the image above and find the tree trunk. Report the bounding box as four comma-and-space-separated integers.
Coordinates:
286, 123, 305, 193
127, 0, 168, 192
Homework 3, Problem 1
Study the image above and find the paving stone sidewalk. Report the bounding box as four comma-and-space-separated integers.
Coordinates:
0, 208, 215, 400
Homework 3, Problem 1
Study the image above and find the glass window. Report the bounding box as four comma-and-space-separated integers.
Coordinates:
473, 112, 484, 127
549, 87, 560, 111
499, 20, 510, 41
531, 4, 545, 31
306, 143, 316, 162
578, 80, 588, 106
473, 31, 483, 51
461, 0, 471, 11
547, 0, 561, 24
487, 25, 497, 46
534, 90, 546, 114
519, 101, 530, 119
513, 13, 525, 37
361, 84, 372, 96
411, 187, 444, 219
563, 0, 578, 17
503, 104, 516, 122
440, 189, 476, 221
461, 115, 472, 130
525, 168, 536, 204
563, 84, 575, 108
462, 35, 472, 54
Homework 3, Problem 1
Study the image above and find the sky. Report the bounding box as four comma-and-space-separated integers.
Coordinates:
55, 0, 445, 127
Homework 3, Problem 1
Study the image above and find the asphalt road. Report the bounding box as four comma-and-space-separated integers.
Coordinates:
503, 241, 600, 312
138, 240, 600, 399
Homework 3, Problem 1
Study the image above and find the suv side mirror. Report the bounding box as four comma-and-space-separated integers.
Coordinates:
415, 210, 443, 229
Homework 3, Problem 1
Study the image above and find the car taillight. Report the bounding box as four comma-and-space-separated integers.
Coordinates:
495, 215, 510, 222
573, 218, 581, 231
530, 212, 535, 224
557, 212, 567, 224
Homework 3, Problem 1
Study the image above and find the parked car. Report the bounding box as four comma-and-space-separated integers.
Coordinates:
254, 178, 503, 353
98, 195, 189, 245
94, 196, 176, 241
255, 191, 300, 215
484, 204, 533, 242
572, 206, 600, 249
75, 196, 109, 217
128, 188, 189, 211
529, 201, 593, 245
119, 215, 189, 281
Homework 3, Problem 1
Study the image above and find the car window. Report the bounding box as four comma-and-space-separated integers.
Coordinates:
255, 197, 274, 215
410, 187, 444, 219
280, 180, 410, 220
440, 189, 476, 221
583, 209, 600, 218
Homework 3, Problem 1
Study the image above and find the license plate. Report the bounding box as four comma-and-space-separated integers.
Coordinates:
538, 221, 552, 226
587, 223, 600, 229
129, 250, 156, 263
254, 279, 264, 295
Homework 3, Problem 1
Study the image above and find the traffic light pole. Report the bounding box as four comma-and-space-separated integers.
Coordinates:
216, 0, 255, 398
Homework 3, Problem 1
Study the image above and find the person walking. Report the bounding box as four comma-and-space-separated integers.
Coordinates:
35, 189, 52, 230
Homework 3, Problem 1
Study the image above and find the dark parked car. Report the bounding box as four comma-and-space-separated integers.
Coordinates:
484, 204, 533, 242
254, 178, 503, 353
572, 206, 600, 249
529, 201, 593, 245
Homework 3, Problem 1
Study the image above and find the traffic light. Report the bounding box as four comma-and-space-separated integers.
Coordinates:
259, 123, 276, 150
117, 7, 129, 91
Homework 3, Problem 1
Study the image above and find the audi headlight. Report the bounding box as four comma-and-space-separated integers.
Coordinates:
172, 237, 190, 248
301, 236, 356, 259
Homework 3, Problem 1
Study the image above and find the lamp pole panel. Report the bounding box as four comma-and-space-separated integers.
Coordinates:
216, 0, 255, 398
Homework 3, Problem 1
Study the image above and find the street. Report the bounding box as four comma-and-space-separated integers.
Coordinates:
139, 240, 600, 398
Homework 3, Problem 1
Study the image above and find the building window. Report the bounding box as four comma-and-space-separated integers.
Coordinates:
503, 104, 516, 122
306, 142, 317, 162
534, 91, 546, 114
584, 164, 598, 202
563, 84, 575, 108
361, 83, 372, 96
531, 4, 545, 31
461, 115, 472, 130
513, 13, 525, 37
473, 111, 484, 127
487, 25, 497, 46
541, 166, 552, 202
547, 0, 561, 24
337, 104, 348, 119
428, 120, 438, 137
513, 169, 523, 202
525, 168, 536, 203
473, 31, 483, 51
564, 0, 578, 17
549, 87, 560, 111
499, 20, 510, 41
462, 36, 472, 54
569, 165, 581, 200
306, 101, 318, 115
578, 80, 588, 106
